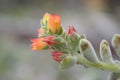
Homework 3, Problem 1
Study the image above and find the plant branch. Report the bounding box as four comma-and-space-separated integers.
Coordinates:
77, 54, 120, 72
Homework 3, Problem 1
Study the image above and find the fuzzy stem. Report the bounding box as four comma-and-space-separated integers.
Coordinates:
77, 54, 120, 72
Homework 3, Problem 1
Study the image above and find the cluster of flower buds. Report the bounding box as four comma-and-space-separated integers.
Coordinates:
31, 13, 120, 72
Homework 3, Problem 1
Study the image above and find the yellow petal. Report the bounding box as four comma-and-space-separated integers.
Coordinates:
42, 13, 50, 25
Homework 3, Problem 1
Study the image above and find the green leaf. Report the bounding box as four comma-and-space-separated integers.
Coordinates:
112, 34, 120, 57
79, 39, 99, 63
100, 40, 114, 64
59, 55, 77, 69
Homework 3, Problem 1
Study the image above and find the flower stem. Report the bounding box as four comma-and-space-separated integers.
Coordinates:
77, 54, 120, 72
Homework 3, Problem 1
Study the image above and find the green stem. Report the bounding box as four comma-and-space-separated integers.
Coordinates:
77, 54, 120, 73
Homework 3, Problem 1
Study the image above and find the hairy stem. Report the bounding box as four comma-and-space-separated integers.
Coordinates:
77, 54, 120, 72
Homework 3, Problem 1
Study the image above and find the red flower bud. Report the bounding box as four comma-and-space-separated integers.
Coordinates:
51, 50, 64, 62
43, 36, 57, 46
67, 26, 76, 37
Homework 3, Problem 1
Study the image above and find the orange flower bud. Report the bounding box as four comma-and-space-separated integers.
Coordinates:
31, 38, 47, 50
48, 14, 61, 33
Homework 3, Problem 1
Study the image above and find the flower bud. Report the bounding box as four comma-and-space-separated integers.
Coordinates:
31, 38, 48, 50
112, 34, 120, 57
51, 50, 64, 62
79, 39, 99, 63
43, 36, 57, 46
48, 14, 62, 34
41, 13, 63, 35
100, 40, 114, 64
59, 55, 77, 69
42, 13, 50, 25
66, 26, 80, 52
67, 26, 76, 37
67, 26, 79, 40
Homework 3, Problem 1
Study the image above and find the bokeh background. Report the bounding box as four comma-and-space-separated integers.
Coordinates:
0, 0, 120, 80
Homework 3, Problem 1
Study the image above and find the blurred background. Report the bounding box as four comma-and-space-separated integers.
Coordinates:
0, 0, 120, 80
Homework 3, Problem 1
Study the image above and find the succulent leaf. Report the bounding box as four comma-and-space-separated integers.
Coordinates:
79, 39, 99, 63
112, 34, 120, 57
100, 40, 114, 64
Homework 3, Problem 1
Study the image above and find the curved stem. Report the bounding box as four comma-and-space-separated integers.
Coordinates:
77, 54, 120, 73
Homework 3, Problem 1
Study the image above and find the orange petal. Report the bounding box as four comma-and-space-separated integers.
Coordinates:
31, 38, 47, 50
48, 14, 61, 33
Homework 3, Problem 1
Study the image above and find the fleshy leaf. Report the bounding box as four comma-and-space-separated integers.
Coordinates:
100, 40, 114, 64
79, 39, 99, 63
112, 34, 120, 57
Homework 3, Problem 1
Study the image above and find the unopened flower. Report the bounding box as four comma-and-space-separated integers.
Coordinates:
31, 38, 47, 50
43, 36, 57, 46
42, 13, 50, 25
67, 26, 77, 38
48, 14, 61, 33
51, 50, 64, 62
40, 13, 62, 35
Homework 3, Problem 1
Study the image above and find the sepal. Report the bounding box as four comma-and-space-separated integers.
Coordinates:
59, 55, 77, 69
